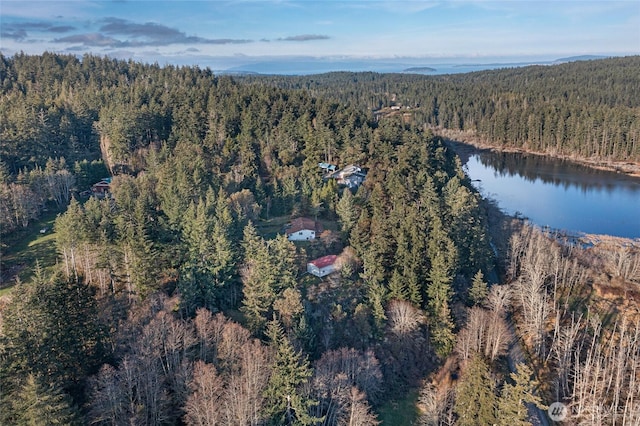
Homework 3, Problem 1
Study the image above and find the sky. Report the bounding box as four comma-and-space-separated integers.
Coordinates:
1, 0, 639, 72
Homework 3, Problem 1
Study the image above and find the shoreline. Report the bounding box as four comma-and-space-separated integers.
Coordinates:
440, 129, 640, 248
492, 205, 640, 250
434, 128, 640, 178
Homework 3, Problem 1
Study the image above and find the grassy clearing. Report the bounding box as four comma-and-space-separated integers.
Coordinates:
1, 211, 60, 291
255, 215, 291, 239
377, 389, 420, 425
318, 217, 339, 233
255, 215, 339, 240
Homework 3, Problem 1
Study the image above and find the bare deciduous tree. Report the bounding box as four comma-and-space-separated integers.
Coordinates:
456, 307, 486, 361
87, 364, 126, 425
47, 169, 75, 208
484, 312, 510, 362
224, 339, 270, 425
485, 285, 511, 315
228, 189, 261, 221
606, 246, 640, 283
194, 309, 227, 363
273, 287, 304, 330
189, 312, 269, 425
510, 228, 552, 357
217, 319, 251, 373
339, 387, 380, 426
568, 315, 640, 425
386, 299, 424, 335
416, 382, 456, 426
312, 348, 383, 424
550, 312, 583, 397
184, 361, 225, 426
9, 183, 39, 228
456, 305, 510, 362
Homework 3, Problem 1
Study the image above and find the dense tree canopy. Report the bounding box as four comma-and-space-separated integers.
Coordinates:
241, 56, 640, 162
1, 53, 636, 425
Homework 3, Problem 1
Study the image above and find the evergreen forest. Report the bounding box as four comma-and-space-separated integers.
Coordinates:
0, 53, 639, 425
240, 56, 640, 162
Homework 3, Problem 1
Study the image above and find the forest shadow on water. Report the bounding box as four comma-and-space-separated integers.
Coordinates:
449, 141, 640, 239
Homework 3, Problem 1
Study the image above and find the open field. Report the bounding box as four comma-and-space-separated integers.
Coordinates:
377, 389, 420, 425
255, 215, 291, 239
1, 211, 59, 291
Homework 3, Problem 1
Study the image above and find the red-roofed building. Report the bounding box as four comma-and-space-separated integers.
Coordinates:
307, 254, 338, 278
286, 217, 322, 241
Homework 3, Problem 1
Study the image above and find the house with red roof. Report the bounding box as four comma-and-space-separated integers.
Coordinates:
286, 217, 322, 241
307, 254, 338, 278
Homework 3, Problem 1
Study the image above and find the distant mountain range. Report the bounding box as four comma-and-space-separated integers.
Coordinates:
215, 54, 619, 76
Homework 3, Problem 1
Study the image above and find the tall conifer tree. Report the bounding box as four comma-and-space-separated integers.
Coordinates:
264, 320, 320, 425
454, 353, 497, 426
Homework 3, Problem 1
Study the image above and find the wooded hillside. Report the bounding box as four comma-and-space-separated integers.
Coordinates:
241, 56, 640, 162
1, 53, 494, 424
1, 53, 638, 425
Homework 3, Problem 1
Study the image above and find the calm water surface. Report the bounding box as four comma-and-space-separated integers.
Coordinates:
455, 144, 640, 238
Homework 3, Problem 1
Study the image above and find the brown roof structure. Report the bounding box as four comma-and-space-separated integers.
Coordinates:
286, 217, 322, 235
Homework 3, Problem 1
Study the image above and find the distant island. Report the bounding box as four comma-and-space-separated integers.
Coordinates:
402, 66, 436, 73
216, 70, 262, 76
554, 55, 607, 63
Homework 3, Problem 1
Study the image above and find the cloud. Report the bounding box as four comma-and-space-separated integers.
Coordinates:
54, 17, 252, 47
55, 33, 120, 47
48, 26, 76, 33
344, 1, 438, 14
1, 29, 28, 41
278, 34, 330, 42
65, 45, 88, 52
6, 22, 52, 30
0, 21, 75, 40
99, 17, 184, 41
205, 39, 253, 45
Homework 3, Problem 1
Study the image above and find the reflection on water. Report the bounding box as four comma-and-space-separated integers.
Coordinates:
454, 144, 640, 238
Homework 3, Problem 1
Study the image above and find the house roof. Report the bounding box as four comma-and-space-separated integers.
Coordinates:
318, 162, 337, 171
286, 217, 322, 235
340, 164, 362, 176
325, 164, 366, 181
309, 255, 337, 269
92, 177, 112, 187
